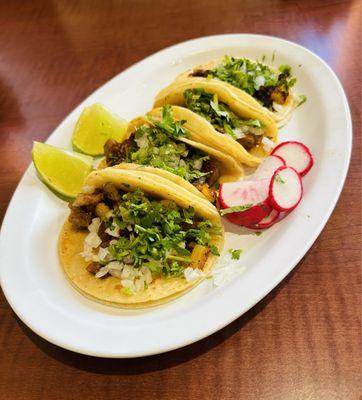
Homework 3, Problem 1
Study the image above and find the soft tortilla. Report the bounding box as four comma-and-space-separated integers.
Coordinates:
58, 168, 223, 308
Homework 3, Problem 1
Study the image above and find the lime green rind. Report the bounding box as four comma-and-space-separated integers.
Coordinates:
72, 103, 129, 156
32, 142, 93, 201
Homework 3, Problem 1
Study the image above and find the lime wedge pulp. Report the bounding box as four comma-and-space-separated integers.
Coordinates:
32, 142, 93, 200
72, 103, 128, 156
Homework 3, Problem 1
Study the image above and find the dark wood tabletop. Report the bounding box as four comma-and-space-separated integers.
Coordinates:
0, 1, 360, 399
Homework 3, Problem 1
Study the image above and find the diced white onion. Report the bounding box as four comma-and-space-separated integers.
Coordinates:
211, 253, 246, 287
233, 128, 246, 139
105, 225, 120, 237
262, 136, 275, 152
97, 247, 109, 261
255, 75, 265, 89
272, 102, 284, 113
135, 134, 149, 149
121, 279, 135, 292
95, 266, 110, 279
82, 185, 95, 194
109, 270, 122, 279
85, 231, 102, 249
88, 217, 101, 233
183, 267, 203, 282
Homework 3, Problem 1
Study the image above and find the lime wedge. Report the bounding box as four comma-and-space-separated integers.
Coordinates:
32, 141, 93, 200
72, 103, 128, 156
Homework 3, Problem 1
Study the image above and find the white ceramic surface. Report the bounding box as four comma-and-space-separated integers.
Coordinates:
0, 35, 351, 358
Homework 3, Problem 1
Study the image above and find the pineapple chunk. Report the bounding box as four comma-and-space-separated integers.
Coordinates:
190, 245, 211, 270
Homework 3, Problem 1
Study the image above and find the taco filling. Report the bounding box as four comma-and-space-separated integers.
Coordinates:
68, 186, 220, 294
104, 106, 220, 200
190, 56, 296, 110
184, 88, 266, 150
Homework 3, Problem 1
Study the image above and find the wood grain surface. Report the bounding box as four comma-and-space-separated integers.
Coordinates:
0, 1, 360, 399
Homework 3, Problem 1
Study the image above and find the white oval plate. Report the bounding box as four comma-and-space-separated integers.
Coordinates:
0, 35, 351, 358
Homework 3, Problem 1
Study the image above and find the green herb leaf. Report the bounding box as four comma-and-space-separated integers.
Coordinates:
229, 248, 242, 260
275, 174, 285, 184
220, 204, 253, 215
183, 88, 264, 141
297, 95, 307, 107
210, 245, 220, 256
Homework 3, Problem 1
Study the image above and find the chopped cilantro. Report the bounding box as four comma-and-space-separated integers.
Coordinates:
210, 245, 220, 256
183, 88, 264, 140
220, 204, 253, 216
297, 95, 307, 107
275, 174, 285, 184
104, 189, 220, 278
229, 248, 242, 260
125, 106, 210, 183
205, 56, 296, 109
122, 287, 134, 296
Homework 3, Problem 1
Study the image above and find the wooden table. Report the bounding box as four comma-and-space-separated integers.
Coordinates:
0, 1, 360, 399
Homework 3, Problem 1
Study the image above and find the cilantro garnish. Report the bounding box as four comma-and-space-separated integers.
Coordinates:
220, 204, 253, 216
104, 189, 220, 278
275, 174, 285, 184
125, 106, 210, 183
205, 56, 296, 109
229, 248, 242, 260
297, 95, 307, 107
183, 88, 264, 140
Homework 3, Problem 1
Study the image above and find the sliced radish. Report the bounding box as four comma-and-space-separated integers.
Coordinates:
224, 202, 272, 226
248, 209, 280, 230
271, 141, 313, 176
219, 179, 269, 208
219, 179, 272, 226
269, 166, 303, 212
249, 155, 286, 181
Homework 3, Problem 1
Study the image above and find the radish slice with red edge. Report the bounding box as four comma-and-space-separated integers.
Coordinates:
248, 209, 280, 230
271, 141, 313, 176
269, 166, 303, 212
249, 155, 286, 181
219, 179, 272, 226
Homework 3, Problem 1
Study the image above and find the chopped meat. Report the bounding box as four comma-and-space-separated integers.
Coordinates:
72, 192, 104, 207
254, 86, 274, 108
98, 222, 112, 248
104, 137, 133, 166
68, 204, 92, 229
190, 69, 211, 78
181, 220, 199, 231
103, 183, 121, 202
68, 191, 103, 229
254, 84, 288, 108
86, 262, 101, 275
186, 241, 196, 250
237, 134, 262, 150
202, 159, 220, 187
270, 87, 288, 104
95, 202, 111, 219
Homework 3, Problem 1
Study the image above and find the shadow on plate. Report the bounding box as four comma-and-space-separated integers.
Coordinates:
16, 258, 304, 374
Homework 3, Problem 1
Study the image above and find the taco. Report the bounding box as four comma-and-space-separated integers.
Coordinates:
173, 56, 300, 127
154, 79, 278, 162
58, 167, 223, 308
102, 105, 243, 203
